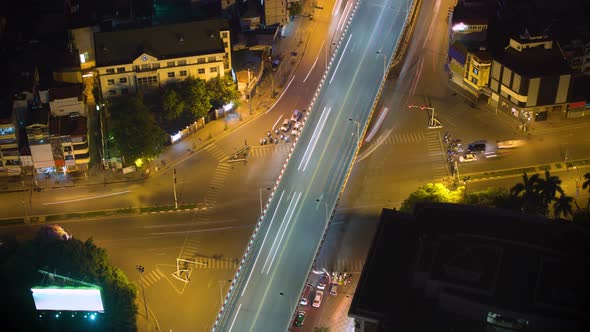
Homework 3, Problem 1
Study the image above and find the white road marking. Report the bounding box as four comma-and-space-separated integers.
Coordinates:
265, 192, 302, 274
266, 75, 296, 114
272, 115, 284, 130
298, 106, 327, 171
336, 1, 352, 31
42, 190, 131, 205
303, 51, 320, 83
242, 191, 285, 297
228, 303, 242, 332
262, 193, 298, 273
150, 224, 253, 235
332, 0, 344, 16
364, 107, 389, 143
303, 107, 333, 172
330, 33, 353, 84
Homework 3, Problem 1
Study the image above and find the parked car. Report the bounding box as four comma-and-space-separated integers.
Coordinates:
468, 143, 486, 152
293, 311, 306, 327
291, 109, 303, 122
459, 153, 477, 163
280, 119, 292, 132
329, 283, 338, 296
300, 284, 313, 306
312, 290, 324, 308
291, 121, 302, 136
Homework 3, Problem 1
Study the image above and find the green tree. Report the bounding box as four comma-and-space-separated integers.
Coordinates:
289, 2, 304, 16
109, 95, 168, 161
553, 194, 573, 220
0, 225, 137, 331
161, 87, 185, 121
582, 172, 590, 209
206, 76, 240, 109
510, 172, 543, 215
537, 170, 564, 214
179, 77, 211, 118
400, 183, 463, 213
464, 187, 511, 208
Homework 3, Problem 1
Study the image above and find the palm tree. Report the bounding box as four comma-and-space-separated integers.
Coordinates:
537, 170, 564, 214
510, 172, 542, 214
553, 194, 574, 220
582, 172, 590, 209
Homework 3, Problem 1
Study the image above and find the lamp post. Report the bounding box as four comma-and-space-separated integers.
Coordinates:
348, 118, 361, 144
376, 51, 387, 79
462, 176, 470, 202
173, 168, 178, 209
136, 265, 148, 317
259, 187, 271, 215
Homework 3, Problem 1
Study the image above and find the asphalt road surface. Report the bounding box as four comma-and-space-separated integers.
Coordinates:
215, 0, 409, 330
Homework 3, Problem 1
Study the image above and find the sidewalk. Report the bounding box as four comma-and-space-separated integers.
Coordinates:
0, 16, 311, 194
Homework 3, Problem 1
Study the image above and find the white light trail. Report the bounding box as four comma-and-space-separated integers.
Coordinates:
329, 33, 353, 84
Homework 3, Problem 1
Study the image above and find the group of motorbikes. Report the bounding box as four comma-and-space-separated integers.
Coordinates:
260, 129, 289, 145
445, 132, 463, 176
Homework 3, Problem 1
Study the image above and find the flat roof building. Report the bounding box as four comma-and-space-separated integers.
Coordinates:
349, 203, 590, 332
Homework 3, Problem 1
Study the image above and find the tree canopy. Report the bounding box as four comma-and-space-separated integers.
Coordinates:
0, 225, 137, 332
108, 94, 168, 162
206, 76, 240, 109
178, 77, 212, 119
400, 183, 463, 213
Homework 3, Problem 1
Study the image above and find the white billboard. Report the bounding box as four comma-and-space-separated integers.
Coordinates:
31, 287, 104, 312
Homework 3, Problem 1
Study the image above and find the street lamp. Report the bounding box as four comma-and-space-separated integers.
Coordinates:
376, 51, 387, 79
136, 265, 148, 317
259, 187, 271, 215
462, 176, 470, 202
279, 291, 294, 315
173, 168, 178, 209
348, 118, 361, 144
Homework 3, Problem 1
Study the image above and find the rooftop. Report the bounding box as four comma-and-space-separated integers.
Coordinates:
349, 203, 590, 332
49, 85, 84, 101
496, 43, 571, 77
49, 115, 87, 137
94, 19, 230, 67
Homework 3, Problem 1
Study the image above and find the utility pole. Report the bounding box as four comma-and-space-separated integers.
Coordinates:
173, 168, 178, 209
408, 104, 442, 129
136, 265, 148, 317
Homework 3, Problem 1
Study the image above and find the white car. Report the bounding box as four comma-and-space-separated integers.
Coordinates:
312, 290, 323, 308
280, 119, 291, 132
459, 153, 477, 163
291, 121, 302, 136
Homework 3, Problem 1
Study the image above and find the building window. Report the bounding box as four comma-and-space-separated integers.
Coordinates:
198, 68, 205, 74
120, 78, 127, 84
137, 76, 158, 89
473, 68, 479, 75
198, 58, 205, 64
79, 52, 89, 64
108, 89, 116, 96
141, 64, 151, 70
152, 63, 160, 69
106, 68, 115, 74
117, 67, 125, 73
471, 77, 478, 85
167, 61, 175, 67
224, 42, 228, 48
222, 32, 228, 38
107, 79, 115, 85
208, 56, 216, 62
178, 60, 187, 66
210, 67, 218, 73
180, 70, 187, 76
121, 88, 129, 94
168, 72, 175, 78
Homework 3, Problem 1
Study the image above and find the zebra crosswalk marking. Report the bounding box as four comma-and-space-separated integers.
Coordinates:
314, 258, 366, 273
248, 144, 291, 158
138, 268, 166, 289
203, 144, 228, 161
204, 163, 233, 209
383, 132, 425, 145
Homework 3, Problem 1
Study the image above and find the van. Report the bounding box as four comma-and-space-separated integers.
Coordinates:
300, 284, 313, 306
312, 290, 323, 308
329, 283, 338, 296
468, 143, 486, 152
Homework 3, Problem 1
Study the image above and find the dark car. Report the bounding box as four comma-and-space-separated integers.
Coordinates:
468, 143, 486, 152
293, 311, 305, 327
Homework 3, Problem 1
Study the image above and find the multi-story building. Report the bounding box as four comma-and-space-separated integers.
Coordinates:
561, 39, 590, 74
94, 19, 232, 99
488, 36, 572, 123
25, 107, 54, 174
463, 49, 492, 96
49, 114, 90, 173
264, 0, 287, 27
0, 102, 21, 176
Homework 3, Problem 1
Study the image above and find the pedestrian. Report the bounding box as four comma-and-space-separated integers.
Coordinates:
267, 130, 271, 137
245, 139, 247, 146
275, 129, 279, 135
